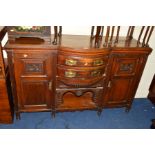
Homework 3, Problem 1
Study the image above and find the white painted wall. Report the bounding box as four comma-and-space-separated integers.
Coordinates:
2, 26, 155, 98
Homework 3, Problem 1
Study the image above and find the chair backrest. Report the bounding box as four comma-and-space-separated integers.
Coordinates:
91, 26, 121, 47
137, 26, 154, 47
91, 26, 154, 47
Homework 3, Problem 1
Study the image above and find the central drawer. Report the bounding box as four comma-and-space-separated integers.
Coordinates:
58, 55, 108, 67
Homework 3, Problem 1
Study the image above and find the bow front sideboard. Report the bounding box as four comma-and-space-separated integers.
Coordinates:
1, 26, 154, 120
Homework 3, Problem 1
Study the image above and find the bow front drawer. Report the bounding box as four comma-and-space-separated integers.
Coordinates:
58, 55, 108, 67
57, 66, 106, 78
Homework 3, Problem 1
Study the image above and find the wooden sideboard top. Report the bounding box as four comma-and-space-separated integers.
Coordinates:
4, 34, 152, 52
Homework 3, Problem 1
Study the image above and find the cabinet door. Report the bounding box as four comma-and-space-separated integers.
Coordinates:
13, 51, 53, 111
104, 54, 146, 108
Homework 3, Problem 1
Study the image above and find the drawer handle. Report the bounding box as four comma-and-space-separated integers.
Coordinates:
65, 59, 77, 66
23, 54, 28, 58
91, 70, 101, 77
93, 59, 104, 66
65, 70, 77, 78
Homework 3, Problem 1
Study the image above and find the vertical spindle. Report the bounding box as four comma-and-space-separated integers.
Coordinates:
110, 26, 115, 42
129, 26, 135, 39
101, 26, 104, 37
95, 26, 102, 45
115, 26, 120, 43
146, 26, 154, 46
142, 26, 150, 46
137, 26, 145, 45
91, 26, 95, 38
104, 26, 110, 46
53, 26, 58, 45
58, 26, 62, 37
127, 26, 131, 39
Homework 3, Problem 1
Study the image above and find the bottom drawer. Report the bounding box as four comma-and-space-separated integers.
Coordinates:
57, 76, 105, 88
57, 66, 105, 78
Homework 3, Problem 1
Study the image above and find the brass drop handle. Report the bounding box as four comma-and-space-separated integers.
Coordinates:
93, 59, 104, 66
65, 70, 77, 78
65, 59, 77, 66
23, 54, 28, 58
91, 70, 101, 77
48, 81, 52, 90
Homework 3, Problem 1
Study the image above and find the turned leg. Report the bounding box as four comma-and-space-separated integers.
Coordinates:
51, 110, 56, 119
93, 89, 103, 116
125, 105, 131, 113
97, 108, 102, 117
16, 112, 21, 120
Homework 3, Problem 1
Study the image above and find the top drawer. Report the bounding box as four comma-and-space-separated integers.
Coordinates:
14, 51, 52, 59
58, 55, 109, 67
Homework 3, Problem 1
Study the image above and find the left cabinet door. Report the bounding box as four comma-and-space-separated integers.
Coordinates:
13, 51, 54, 112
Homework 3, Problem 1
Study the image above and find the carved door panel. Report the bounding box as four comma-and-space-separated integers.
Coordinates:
13, 51, 53, 111
104, 54, 145, 107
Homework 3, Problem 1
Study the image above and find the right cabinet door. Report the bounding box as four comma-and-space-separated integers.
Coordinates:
104, 53, 148, 109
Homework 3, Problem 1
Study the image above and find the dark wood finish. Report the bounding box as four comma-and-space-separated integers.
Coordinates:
148, 74, 155, 103
103, 52, 149, 111
4, 26, 154, 119
56, 49, 110, 114
0, 27, 13, 123
10, 50, 55, 118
